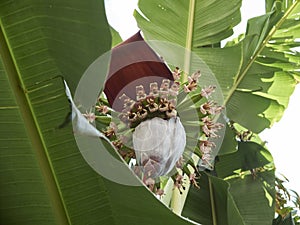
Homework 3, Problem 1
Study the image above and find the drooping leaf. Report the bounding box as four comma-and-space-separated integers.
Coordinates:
227, 170, 276, 225
134, 0, 300, 133
215, 141, 273, 179
182, 170, 275, 225
182, 172, 232, 225
223, 1, 300, 132
217, 124, 238, 156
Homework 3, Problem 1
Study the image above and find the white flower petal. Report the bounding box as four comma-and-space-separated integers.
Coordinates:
64, 80, 108, 140
133, 117, 186, 177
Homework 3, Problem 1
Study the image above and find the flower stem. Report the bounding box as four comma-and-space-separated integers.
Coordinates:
170, 187, 183, 214
170, 155, 198, 215
170, 172, 192, 215
161, 178, 173, 206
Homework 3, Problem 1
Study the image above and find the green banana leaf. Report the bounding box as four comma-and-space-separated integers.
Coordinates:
134, 0, 299, 133
134, 0, 300, 224
134, 0, 242, 47
182, 170, 275, 225
0, 1, 195, 225
182, 172, 233, 225
215, 141, 273, 179
182, 141, 275, 225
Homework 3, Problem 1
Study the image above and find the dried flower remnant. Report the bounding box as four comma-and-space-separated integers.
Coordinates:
149, 82, 159, 97
201, 116, 224, 138
118, 77, 183, 129
109, 122, 118, 132
103, 122, 117, 138
201, 153, 213, 168
189, 173, 200, 189
199, 140, 216, 167
145, 177, 156, 191
200, 85, 216, 98
136, 85, 147, 101
176, 156, 184, 168
146, 97, 158, 112
83, 111, 96, 123
200, 100, 224, 115
158, 98, 169, 112
200, 140, 216, 154
136, 104, 148, 120
156, 188, 164, 197
119, 94, 135, 111
112, 140, 123, 149
191, 70, 201, 81
170, 82, 180, 96
118, 148, 135, 159
184, 70, 201, 93
95, 105, 109, 114
198, 95, 224, 168
172, 67, 181, 80
103, 127, 115, 139
174, 174, 185, 193
166, 103, 177, 118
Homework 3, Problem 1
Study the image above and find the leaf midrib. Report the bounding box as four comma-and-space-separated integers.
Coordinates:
0, 22, 70, 225
185, 0, 195, 51
223, 0, 300, 107
183, 0, 196, 81
208, 178, 217, 225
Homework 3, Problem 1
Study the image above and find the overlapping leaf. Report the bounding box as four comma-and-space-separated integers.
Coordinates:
182, 170, 275, 225
224, 1, 299, 132
135, 0, 300, 133
0, 1, 194, 225
0, 1, 112, 224
134, 0, 300, 224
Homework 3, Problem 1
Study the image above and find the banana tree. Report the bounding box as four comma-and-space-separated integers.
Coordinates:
0, 0, 299, 225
